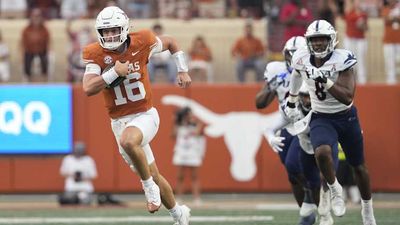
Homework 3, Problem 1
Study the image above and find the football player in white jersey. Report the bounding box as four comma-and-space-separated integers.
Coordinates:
284, 20, 376, 225
256, 36, 320, 225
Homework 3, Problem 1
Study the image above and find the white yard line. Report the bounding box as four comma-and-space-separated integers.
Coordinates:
0, 216, 274, 224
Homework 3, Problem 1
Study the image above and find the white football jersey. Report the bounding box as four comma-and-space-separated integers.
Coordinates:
292, 48, 357, 113
264, 61, 291, 111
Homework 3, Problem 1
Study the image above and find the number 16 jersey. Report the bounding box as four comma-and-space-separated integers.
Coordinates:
83, 29, 161, 119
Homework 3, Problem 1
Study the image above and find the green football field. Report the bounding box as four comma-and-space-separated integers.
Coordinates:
0, 193, 399, 225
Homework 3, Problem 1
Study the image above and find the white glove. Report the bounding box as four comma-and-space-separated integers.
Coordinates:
284, 96, 301, 121
307, 67, 329, 83
264, 133, 285, 153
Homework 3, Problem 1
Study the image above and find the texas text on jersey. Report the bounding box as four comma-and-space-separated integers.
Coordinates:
83, 29, 159, 118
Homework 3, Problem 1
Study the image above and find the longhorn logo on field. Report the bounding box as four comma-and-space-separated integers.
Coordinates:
162, 95, 281, 182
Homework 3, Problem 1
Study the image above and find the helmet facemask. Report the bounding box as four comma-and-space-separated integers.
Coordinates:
306, 34, 336, 58
304, 20, 338, 58
97, 27, 125, 50
299, 92, 311, 112
282, 36, 307, 69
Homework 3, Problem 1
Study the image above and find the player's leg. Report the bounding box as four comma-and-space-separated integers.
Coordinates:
278, 129, 304, 207
337, 106, 376, 225
111, 108, 162, 213
310, 116, 345, 217
297, 146, 320, 225
149, 161, 191, 225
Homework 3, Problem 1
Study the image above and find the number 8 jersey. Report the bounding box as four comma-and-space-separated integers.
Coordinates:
291, 48, 357, 113
82, 29, 161, 118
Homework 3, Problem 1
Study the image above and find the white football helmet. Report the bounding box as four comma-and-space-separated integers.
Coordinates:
282, 36, 306, 68
304, 20, 338, 58
95, 6, 129, 50
298, 82, 311, 112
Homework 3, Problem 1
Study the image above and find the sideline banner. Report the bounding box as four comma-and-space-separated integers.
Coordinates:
0, 85, 72, 154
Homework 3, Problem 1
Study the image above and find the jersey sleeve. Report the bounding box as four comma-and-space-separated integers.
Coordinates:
336, 49, 357, 71
82, 44, 101, 75
291, 48, 308, 71
264, 61, 282, 81
139, 29, 161, 56
82, 45, 96, 65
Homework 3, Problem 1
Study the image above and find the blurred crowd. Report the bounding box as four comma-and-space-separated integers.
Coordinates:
0, 0, 399, 84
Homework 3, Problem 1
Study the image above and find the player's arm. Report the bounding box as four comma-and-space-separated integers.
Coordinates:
326, 68, 355, 105
288, 69, 303, 99
255, 83, 276, 109
82, 61, 129, 96
158, 35, 191, 88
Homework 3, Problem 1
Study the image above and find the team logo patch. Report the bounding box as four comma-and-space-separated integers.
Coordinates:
104, 55, 113, 64
297, 58, 303, 65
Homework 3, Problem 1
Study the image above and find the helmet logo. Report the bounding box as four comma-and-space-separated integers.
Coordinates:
104, 55, 113, 64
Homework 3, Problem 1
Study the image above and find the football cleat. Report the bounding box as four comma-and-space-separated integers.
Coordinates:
143, 183, 161, 213
300, 202, 318, 217
330, 183, 346, 217
318, 188, 331, 216
319, 212, 334, 225
173, 205, 191, 225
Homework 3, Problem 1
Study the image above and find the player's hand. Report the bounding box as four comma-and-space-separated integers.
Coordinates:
284, 96, 301, 121
177, 72, 191, 88
264, 134, 285, 153
114, 60, 130, 77
307, 68, 327, 83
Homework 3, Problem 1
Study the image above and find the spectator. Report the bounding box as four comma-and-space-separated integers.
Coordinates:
381, 0, 400, 84
231, 22, 265, 83
0, 31, 10, 83
28, 0, 60, 19
66, 19, 96, 82
172, 107, 206, 205
59, 142, 97, 205
59, 0, 88, 19
197, 0, 225, 18
188, 35, 213, 82
0, 0, 27, 19
122, 0, 151, 18
147, 23, 177, 83
279, 0, 313, 42
21, 8, 50, 82
318, 0, 338, 27
343, 0, 368, 84
237, 0, 264, 19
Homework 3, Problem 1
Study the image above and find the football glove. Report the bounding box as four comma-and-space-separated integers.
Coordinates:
284, 96, 301, 121
307, 68, 327, 83
264, 133, 285, 153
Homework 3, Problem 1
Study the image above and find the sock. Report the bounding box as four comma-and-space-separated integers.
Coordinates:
168, 203, 182, 219
303, 189, 313, 203
361, 198, 374, 215
327, 178, 339, 189
141, 176, 155, 189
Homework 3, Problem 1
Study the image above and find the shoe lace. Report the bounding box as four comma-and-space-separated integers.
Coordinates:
330, 186, 341, 200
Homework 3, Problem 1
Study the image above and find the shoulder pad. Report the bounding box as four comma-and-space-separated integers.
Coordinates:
333, 49, 357, 71
291, 48, 309, 71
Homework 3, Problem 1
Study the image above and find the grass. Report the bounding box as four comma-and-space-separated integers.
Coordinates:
0, 207, 398, 225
